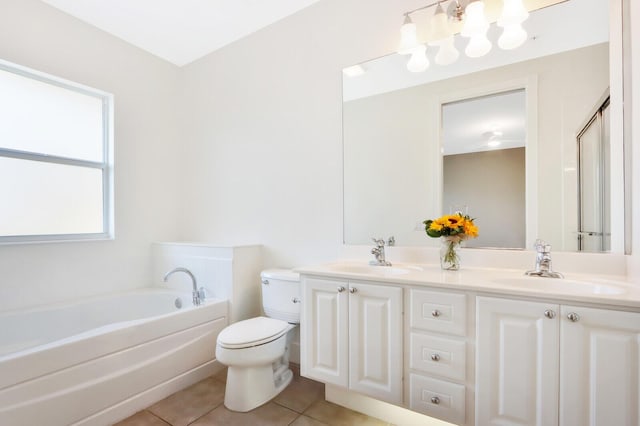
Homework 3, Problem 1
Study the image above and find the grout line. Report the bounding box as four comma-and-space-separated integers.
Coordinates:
144, 410, 172, 426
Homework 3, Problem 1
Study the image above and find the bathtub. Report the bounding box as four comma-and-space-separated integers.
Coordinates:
0, 288, 228, 426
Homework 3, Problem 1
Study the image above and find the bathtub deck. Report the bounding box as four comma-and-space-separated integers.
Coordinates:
116, 366, 389, 426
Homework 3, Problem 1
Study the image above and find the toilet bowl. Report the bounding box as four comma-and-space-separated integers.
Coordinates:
215, 269, 299, 412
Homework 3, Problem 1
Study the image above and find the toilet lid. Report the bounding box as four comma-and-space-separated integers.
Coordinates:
217, 316, 290, 349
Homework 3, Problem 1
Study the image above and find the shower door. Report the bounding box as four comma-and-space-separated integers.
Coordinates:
577, 98, 610, 252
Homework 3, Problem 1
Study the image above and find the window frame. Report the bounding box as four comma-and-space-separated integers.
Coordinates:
0, 59, 114, 244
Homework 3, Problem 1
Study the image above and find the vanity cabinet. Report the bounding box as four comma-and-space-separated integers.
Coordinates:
407, 289, 469, 425
477, 296, 640, 426
301, 276, 403, 404
559, 305, 640, 426
476, 297, 560, 425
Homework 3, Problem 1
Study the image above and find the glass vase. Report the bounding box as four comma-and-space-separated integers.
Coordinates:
440, 237, 461, 270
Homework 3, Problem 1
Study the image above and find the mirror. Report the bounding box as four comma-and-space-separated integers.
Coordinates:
342, 0, 626, 252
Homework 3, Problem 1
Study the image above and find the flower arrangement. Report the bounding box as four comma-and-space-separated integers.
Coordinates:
423, 213, 478, 270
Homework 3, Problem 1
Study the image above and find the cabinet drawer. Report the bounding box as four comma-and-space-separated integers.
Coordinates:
410, 289, 466, 336
410, 333, 466, 381
409, 374, 465, 425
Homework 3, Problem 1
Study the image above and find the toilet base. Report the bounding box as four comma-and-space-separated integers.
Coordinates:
223, 362, 293, 412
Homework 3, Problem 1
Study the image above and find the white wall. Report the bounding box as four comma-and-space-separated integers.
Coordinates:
0, 0, 182, 310
177, 0, 436, 268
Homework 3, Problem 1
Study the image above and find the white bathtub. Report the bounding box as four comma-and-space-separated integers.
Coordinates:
0, 289, 228, 426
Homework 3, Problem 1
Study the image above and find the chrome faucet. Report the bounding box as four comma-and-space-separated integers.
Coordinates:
525, 239, 564, 278
370, 236, 395, 266
163, 267, 206, 306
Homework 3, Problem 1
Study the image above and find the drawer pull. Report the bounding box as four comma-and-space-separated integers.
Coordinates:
431, 353, 441, 362
431, 396, 440, 405
431, 310, 441, 318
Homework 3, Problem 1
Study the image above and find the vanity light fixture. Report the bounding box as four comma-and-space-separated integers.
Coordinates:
398, 0, 530, 72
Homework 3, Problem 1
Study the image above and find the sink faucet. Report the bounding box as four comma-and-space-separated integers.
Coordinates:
525, 239, 564, 278
163, 267, 205, 306
370, 236, 394, 266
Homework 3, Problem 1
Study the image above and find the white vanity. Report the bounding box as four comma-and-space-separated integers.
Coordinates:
297, 262, 640, 426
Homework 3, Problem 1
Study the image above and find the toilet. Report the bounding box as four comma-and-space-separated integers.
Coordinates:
215, 269, 300, 412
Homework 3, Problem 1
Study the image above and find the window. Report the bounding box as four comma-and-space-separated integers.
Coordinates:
0, 59, 113, 243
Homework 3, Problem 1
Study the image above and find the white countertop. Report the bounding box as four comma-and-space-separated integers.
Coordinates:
295, 261, 640, 309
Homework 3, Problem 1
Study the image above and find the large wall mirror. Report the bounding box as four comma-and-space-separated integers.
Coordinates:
343, 0, 629, 253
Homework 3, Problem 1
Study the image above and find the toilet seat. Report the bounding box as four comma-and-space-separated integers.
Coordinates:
217, 316, 291, 349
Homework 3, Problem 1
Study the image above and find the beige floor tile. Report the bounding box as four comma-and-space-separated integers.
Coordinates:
289, 414, 328, 426
191, 401, 299, 426
273, 374, 324, 413
304, 400, 388, 426
148, 377, 225, 426
212, 367, 227, 384
113, 410, 169, 426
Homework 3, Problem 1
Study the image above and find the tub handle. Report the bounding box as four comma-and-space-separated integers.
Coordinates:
198, 287, 206, 300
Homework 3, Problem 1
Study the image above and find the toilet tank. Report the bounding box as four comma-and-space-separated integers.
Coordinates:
261, 269, 300, 324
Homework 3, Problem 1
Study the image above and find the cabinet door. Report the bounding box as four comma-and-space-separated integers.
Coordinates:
476, 297, 559, 426
560, 305, 640, 426
349, 282, 403, 404
301, 277, 349, 387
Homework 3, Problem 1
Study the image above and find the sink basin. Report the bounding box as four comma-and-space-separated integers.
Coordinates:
325, 263, 422, 276
492, 277, 626, 295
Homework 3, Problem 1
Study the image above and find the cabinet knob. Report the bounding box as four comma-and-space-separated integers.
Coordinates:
567, 312, 580, 322
337, 286, 345, 293
431, 353, 441, 362
544, 309, 556, 319
292, 297, 300, 304
349, 287, 358, 294
261, 279, 269, 285
431, 310, 441, 318
431, 396, 440, 405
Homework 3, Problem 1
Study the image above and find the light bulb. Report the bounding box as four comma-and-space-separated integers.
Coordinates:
461, 0, 491, 58
461, 1, 489, 38
428, 3, 450, 42
406, 45, 429, 72
433, 37, 459, 65
465, 35, 492, 58
498, 0, 529, 27
498, 24, 527, 50
398, 15, 418, 55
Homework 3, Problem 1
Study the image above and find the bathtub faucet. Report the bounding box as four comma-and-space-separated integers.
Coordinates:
163, 267, 206, 306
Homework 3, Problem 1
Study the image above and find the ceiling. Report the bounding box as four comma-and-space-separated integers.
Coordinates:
442, 90, 527, 156
39, 0, 322, 66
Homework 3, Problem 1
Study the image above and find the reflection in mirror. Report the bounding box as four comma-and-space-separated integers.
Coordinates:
442, 90, 526, 248
342, 0, 625, 253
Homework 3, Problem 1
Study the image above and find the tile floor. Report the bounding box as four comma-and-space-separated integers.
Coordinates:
115, 366, 390, 426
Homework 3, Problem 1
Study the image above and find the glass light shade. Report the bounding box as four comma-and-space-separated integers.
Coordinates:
398, 18, 418, 55
461, 0, 489, 38
498, 24, 528, 49
465, 34, 492, 58
406, 45, 429, 72
433, 37, 460, 65
498, 0, 529, 27
428, 3, 451, 42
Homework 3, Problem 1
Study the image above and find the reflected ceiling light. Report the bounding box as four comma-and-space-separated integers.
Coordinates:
497, 0, 529, 49
487, 140, 501, 147
407, 45, 430, 72
398, 0, 531, 72
343, 64, 365, 77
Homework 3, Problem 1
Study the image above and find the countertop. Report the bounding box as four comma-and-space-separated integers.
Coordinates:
295, 261, 640, 309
